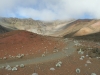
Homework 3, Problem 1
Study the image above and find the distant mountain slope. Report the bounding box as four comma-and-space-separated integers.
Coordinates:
0, 17, 75, 36
74, 20, 100, 36
51, 19, 100, 37
1, 18, 100, 37
50, 19, 94, 37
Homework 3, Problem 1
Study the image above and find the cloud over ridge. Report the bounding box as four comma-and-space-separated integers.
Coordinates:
0, 0, 99, 21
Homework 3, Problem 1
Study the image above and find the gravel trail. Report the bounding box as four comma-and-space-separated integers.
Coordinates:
0, 40, 76, 67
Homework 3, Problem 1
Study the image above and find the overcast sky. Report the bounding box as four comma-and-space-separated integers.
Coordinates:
0, 0, 99, 21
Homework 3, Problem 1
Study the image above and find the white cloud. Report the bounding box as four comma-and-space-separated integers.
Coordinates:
0, 0, 100, 21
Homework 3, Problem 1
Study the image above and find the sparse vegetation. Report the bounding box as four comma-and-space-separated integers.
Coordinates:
0, 19, 100, 75
76, 68, 81, 73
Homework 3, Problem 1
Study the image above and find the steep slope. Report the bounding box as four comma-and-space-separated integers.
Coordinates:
51, 19, 94, 37
60, 19, 100, 37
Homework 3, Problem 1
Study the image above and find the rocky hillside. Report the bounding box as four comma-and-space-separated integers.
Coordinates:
0, 17, 75, 36
51, 19, 100, 37
1, 18, 100, 37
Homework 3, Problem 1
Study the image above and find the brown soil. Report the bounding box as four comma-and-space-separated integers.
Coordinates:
1, 51, 100, 75
0, 30, 65, 58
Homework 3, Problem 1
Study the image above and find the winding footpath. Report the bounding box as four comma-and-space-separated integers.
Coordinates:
0, 40, 76, 67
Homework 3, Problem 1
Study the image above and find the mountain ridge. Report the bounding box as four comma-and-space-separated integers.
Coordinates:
0, 17, 100, 37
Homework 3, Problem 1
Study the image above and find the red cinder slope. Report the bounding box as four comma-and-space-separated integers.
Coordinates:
0, 30, 65, 58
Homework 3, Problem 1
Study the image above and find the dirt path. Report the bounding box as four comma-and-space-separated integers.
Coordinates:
0, 40, 76, 67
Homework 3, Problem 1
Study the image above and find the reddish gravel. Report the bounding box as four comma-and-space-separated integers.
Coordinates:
0, 30, 65, 58
1, 52, 100, 75
1, 30, 100, 75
